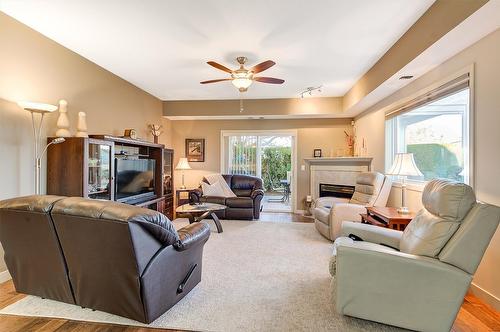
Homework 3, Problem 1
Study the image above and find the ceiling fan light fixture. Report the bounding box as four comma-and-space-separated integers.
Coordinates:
231, 77, 253, 90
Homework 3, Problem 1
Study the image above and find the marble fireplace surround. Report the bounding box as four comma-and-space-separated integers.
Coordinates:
304, 157, 373, 200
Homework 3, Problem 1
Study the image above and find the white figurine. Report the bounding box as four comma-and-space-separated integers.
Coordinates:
75, 111, 88, 138
55, 99, 71, 137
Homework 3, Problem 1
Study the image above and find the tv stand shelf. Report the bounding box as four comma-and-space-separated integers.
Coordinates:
47, 136, 174, 218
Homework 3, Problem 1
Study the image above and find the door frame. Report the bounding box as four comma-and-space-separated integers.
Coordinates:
220, 129, 298, 213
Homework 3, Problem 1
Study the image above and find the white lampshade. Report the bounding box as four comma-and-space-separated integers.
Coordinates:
18, 101, 58, 113
175, 157, 191, 170
387, 153, 423, 177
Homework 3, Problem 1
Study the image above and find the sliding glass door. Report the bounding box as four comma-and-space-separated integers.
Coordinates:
222, 131, 295, 213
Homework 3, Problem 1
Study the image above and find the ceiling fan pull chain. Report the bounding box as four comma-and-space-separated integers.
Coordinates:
240, 94, 244, 113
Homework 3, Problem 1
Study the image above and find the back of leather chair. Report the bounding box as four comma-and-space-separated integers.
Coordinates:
0, 195, 75, 304
439, 202, 500, 274
51, 197, 179, 323
349, 172, 385, 206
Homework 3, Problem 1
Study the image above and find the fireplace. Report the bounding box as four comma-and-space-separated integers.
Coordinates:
319, 183, 355, 199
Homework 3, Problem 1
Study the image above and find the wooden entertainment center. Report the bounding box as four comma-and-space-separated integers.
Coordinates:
46, 135, 174, 219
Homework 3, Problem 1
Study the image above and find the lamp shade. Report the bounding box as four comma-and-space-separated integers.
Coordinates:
387, 153, 423, 177
175, 157, 191, 170
18, 101, 58, 113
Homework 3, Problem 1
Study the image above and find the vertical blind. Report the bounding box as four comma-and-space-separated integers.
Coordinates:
227, 136, 257, 175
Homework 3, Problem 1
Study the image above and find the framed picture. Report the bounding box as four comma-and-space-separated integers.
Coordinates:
186, 138, 205, 162
313, 149, 322, 158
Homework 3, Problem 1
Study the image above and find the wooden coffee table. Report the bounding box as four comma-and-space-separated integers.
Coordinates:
176, 203, 226, 233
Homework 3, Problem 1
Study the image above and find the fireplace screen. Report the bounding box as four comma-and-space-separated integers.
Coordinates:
319, 183, 355, 199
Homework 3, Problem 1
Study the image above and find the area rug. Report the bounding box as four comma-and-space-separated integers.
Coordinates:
0, 219, 404, 331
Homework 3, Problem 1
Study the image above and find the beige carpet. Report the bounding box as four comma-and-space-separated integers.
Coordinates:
0, 219, 403, 331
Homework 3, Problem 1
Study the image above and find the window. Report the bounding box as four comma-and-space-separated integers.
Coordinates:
386, 75, 471, 184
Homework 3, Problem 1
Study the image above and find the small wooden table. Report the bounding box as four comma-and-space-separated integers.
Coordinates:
360, 207, 415, 231
176, 188, 195, 207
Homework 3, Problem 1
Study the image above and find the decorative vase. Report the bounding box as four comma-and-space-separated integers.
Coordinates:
75, 112, 88, 138
55, 99, 71, 137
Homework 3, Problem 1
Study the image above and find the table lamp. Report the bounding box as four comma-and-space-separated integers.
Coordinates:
18, 101, 65, 194
387, 153, 423, 214
176, 157, 191, 189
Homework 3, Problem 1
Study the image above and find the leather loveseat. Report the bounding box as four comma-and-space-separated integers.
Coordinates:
190, 174, 264, 220
0, 195, 211, 323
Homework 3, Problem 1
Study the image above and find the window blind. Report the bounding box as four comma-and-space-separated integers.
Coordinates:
385, 73, 470, 119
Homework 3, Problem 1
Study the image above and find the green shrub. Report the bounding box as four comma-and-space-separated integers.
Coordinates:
407, 143, 463, 181
261, 147, 291, 191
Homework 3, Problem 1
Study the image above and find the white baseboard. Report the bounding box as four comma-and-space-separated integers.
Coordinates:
0, 270, 11, 283
470, 282, 500, 311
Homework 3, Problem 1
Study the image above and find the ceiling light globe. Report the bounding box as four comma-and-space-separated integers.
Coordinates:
232, 78, 253, 89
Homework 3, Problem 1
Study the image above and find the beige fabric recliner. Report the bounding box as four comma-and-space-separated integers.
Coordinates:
313, 172, 392, 241
331, 179, 500, 332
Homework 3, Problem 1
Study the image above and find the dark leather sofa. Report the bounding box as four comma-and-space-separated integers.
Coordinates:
0, 195, 210, 323
190, 174, 264, 220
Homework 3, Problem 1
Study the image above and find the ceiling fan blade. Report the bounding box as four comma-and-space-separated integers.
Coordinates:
254, 77, 285, 84
207, 61, 233, 73
200, 78, 232, 84
250, 60, 276, 74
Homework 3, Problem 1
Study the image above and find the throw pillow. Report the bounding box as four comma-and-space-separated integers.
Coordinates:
201, 181, 226, 197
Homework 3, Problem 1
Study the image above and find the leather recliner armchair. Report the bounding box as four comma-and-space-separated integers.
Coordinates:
331, 179, 500, 332
313, 172, 392, 241
0, 195, 211, 323
190, 174, 264, 220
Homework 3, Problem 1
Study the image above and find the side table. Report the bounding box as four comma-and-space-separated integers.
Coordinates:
360, 206, 415, 231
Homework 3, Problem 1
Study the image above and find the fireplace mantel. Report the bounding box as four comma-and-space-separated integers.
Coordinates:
306, 157, 373, 199
304, 157, 373, 167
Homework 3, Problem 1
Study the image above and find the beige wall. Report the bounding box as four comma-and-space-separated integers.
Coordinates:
164, 97, 343, 118
0, 13, 163, 275
354, 28, 500, 309
164, 118, 352, 210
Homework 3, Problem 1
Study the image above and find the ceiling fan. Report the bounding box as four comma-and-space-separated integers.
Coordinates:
200, 57, 285, 92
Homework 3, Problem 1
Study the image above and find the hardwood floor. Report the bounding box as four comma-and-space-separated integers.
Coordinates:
1, 279, 499, 331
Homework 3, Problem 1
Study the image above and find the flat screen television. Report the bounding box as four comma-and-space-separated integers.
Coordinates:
115, 158, 156, 203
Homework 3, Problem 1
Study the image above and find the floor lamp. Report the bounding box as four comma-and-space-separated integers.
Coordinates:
18, 101, 64, 195
386, 153, 423, 214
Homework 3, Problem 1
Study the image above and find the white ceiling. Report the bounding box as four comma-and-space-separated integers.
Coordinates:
0, 0, 434, 100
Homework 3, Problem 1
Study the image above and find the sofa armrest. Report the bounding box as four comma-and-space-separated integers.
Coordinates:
174, 222, 210, 251
189, 188, 203, 203
340, 221, 402, 249
328, 203, 367, 239
250, 188, 264, 199
335, 245, 471, 331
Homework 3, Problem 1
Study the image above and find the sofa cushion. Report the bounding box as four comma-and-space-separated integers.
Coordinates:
52, 197, 179, 246
201, 196, 226, 205
400, 179, 476, 257
225, 197, 253, 208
